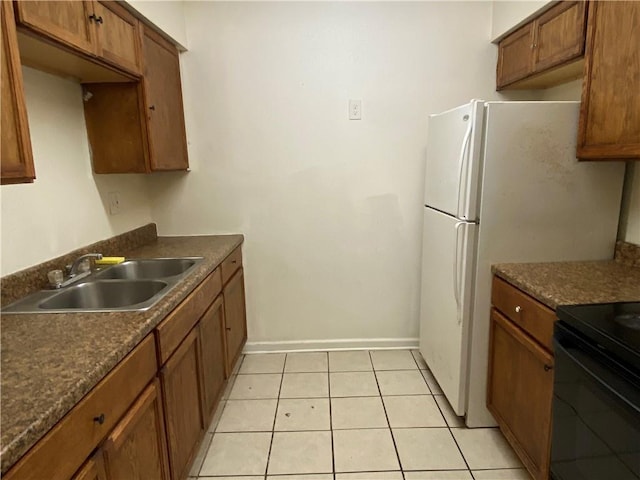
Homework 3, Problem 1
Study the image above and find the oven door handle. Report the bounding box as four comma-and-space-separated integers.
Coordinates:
554, 340, 640, 414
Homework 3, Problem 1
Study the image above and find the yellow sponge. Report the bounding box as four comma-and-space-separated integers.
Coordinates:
95, 256, 125, 265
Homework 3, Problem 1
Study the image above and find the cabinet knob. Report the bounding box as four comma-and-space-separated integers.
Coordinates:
88, 14, 103, 24
149, 105, 156, 111
226, 327, 232, 331
93, 413, 105, 425
544, 365, 553, 372
231, 260, 237, 264
515, 306, 522, 313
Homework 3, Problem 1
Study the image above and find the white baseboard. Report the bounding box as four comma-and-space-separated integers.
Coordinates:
243, 337, 419, 354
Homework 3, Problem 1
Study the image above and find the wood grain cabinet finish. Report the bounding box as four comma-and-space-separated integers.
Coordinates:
141, 25, 189, 171
14, 0, 140, 75
1, 0, 35, 185
71, 453, 107, 480
496, 23, 535, 88
488, 277, 557, 480
92, 1, 141, 75
496, 1, 587, 90
4, 335, 157, 480
101, 379, 170, 480
488, 309, 554, 480
223, 268, 247, 372
160, 328, 205, 480
83, 25, 189, 173
199, 296, 228, 423
577, 1, 640, 160
14, 1, 97, 56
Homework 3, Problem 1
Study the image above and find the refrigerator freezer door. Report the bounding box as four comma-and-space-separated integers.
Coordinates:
419, 207, 477, 416
424, 101, 483, 220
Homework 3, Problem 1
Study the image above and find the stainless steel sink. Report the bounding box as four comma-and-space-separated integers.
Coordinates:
2, 257, 204, 314
39, 280, 168, 310
93, 258, 201, 280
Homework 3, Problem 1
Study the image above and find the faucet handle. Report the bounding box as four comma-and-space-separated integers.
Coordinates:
47, 270, 63, 289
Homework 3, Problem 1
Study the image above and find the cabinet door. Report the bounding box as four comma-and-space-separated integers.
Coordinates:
577, 1, 640, 160
487, 308, 554, 480
161, 328, 205, 480
1, 0, 35, 185
223, 268, 247, 372
496, 23, 535, 89
199, 296, 228, 423
93, 2, 141, 74
72, 453, 107, 480
14, 1, 97, 55
533, 1, 587, 72
141, 26, 189, 171
102, 379, 170, 480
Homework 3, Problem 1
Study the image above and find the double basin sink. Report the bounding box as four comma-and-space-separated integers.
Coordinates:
3, 258, 204, 313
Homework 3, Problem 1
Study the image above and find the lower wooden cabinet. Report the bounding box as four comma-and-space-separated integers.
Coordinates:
487, 280, 555, 480
223, 268, 247, 372
5, 249, 247, 480
72, 453, 107, 480
101, 379, 170, 480
199, 296, 228, 423
160, 328, 205, 480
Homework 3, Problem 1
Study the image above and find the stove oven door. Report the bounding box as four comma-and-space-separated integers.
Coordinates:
551, 322, 640, 480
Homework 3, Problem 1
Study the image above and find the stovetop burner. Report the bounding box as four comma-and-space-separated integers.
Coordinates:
614, 313, 640, 331
556, 301, 640, 371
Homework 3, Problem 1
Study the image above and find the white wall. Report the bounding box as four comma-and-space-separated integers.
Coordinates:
148, 1, 506, 348
0, 68, 154, 275
490, 0, 549, 41
620, 163, 640, 244
126, 0, 187, 49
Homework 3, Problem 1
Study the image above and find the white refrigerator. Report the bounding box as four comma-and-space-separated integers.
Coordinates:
419, 100, 625, 427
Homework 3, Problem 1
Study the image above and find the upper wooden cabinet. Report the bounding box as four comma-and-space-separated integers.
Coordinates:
141, 26, 189, 171
496, 23, 535, 88
14, 1, 97, 56
93, 2, 141, 75
496, 1, 587, 90
14, 0, 141, 76
577, 1, 640, 161
1, 0, 35, 185
82, 24, 189, 173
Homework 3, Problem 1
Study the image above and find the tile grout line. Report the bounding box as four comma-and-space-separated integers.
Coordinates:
326, 351, 336, 480
263, 354, 286, 480
413, 351, 475, 478
368, 350, 406, 480
197, 354, 245, 479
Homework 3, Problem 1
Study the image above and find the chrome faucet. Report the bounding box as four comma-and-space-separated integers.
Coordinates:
69, 253, 103, 277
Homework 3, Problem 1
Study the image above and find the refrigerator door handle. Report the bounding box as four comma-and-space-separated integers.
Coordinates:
456, 120, 473, 219
453, 221, 464, 324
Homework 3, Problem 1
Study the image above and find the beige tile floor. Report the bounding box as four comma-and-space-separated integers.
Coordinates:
189, 350, 532, 480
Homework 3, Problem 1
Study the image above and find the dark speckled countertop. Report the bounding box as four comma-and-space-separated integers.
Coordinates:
492, 260, 640, 309
0, 234, 243, 474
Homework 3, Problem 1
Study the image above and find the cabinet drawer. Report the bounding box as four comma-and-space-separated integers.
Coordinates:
491, 276, 556, 351
155, 268, 222, 365
221, 247, 242, 285
5, 335, 157, 480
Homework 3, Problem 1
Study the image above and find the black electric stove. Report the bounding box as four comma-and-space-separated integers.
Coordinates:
551, 302, 640, 480
556, 301, 640, 374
